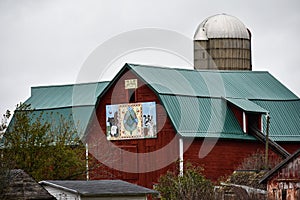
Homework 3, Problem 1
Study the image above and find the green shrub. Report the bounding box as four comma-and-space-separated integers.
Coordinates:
156, 163, 215, 200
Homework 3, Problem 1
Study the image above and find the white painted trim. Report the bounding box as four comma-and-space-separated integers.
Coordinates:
39, 181, 79, 195
260, 115, 263, 132
179, 138, 183, 176
243, 112, 246, 132
86, 143, 89, 181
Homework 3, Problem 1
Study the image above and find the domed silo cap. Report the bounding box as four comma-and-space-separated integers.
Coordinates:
194, 13, 251, 40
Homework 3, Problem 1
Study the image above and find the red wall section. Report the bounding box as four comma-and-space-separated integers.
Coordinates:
86, 68, 179, 188
228, 103, 243, 128
183, 138, 268, 181
279, 143, 300, 154
85, 67, 298, 189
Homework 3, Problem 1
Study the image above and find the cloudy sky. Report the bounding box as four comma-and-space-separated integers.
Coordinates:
0, 0, 300, 115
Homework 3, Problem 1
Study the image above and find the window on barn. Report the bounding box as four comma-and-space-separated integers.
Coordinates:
248, 113, 262, 132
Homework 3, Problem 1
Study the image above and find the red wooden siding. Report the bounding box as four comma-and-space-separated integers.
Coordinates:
184, 138, 268, 181
86, 68, 179, 188
229, 103, 243, 129
85, 67, 299, 189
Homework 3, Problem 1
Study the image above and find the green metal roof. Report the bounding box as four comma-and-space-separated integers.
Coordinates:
26, 82, 109, 109
225, 98, 268, 113
253, 99, 300, 142
6, 63, 300, 142
125, 64, 300, 141
7, 82, 109, 139
159, 95, 255, 140
128, 64, 298, 100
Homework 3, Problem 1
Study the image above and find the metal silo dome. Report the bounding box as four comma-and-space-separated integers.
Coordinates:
194, 14, 250, 40
194, 14, 252, 71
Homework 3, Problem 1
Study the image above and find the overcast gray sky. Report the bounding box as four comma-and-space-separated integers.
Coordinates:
1, 0, 300, 114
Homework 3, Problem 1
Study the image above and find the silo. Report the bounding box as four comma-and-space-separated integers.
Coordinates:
194, 14, 252, 70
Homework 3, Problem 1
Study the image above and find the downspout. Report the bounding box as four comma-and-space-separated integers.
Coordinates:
86, 143, 89, 181
265, 113, 270, 169
260, 114, 263, 132
179, 137, 183, 176
243, 112, 247, 133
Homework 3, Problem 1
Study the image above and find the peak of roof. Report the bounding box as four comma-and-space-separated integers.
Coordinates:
2, 169, 55, 200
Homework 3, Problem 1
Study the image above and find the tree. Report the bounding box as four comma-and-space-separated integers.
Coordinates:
156, 163, 215, 200
2, 103, 86, 181
0, 109, 10, 138
0, 110, 13, 199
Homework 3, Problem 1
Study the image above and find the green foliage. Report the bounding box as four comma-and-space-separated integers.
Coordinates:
156, 163, 215, 200
2, 103, 86, 181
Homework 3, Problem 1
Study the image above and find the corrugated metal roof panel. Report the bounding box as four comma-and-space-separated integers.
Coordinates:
6, 106, 95, 140
253, 99, 300, 142
159, 95, 254, 140
128, 64, 298, 100
8, 64, 300, 143
10, 82, 110, 140
226, 98, 268, 113
26, 82, 109, 109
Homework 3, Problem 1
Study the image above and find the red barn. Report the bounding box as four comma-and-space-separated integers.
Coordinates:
8, 62, 299, 188
83, 63, 300, 188
4, 14, 300, 190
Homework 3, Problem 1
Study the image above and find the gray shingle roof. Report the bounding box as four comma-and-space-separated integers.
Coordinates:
39, 180, 158, 197
2, 169, 55, 200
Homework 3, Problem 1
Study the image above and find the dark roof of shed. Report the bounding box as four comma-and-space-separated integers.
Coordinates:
260, 148, 300, 184
39, 180, 158, 197
2, 169, 55, 200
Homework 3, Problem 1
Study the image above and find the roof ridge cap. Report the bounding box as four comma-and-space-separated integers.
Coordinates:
31, 81, 109, 89
129, 64, 269, 74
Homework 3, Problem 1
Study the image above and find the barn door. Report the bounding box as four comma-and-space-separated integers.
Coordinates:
118, 145, 138, 181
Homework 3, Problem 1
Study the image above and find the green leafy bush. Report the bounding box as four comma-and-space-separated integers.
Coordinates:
156, 163, 215, 200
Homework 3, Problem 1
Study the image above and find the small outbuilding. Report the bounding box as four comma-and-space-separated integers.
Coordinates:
1, 169, 55, 200
260, 149, 300, 200
39, 180, 158, 200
